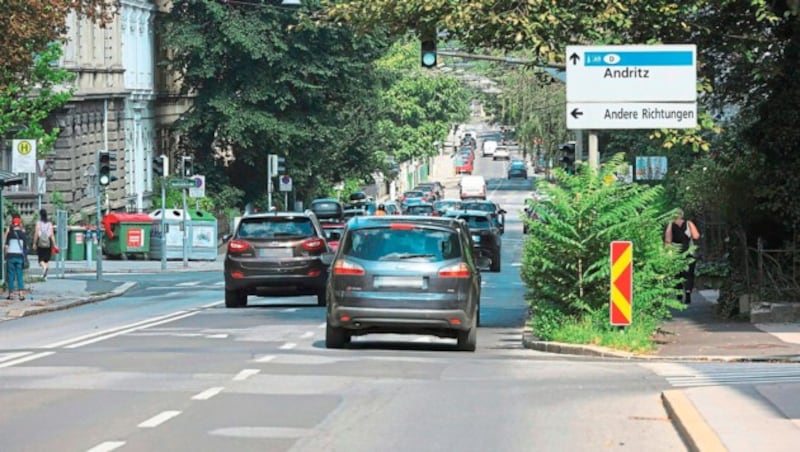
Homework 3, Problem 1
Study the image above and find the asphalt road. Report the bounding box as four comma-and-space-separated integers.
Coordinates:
0, 148, 683, 451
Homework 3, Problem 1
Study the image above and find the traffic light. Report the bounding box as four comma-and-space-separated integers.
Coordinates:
420, 32, 437, 68
181, 156, 193, 178
98, 150, 117, 187
277, 157, 286, 175
153, 155, 169, 178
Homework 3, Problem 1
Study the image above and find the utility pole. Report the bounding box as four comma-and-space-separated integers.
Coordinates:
181, 156, 191, 268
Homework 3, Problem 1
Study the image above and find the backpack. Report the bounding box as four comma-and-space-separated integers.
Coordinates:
37, 222, 52, 248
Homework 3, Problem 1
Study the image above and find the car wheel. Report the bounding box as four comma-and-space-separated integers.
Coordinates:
325, 322, 350, 349
476, 306, 481, 327
225, 289, 247, 308
490, 254, 501, 272
316, 289, 327, 307
456, 315, 477, 352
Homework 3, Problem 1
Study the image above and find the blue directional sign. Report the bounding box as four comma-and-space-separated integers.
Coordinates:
566, 44, 697, 130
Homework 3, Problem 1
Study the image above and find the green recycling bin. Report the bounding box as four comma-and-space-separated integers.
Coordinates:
101, 213, 153, 259
67, 227, 87, 260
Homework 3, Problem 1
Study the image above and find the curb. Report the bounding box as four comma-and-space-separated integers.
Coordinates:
6, 281, 138, 319
661, 390, 727, 452
522, 328, 800, 363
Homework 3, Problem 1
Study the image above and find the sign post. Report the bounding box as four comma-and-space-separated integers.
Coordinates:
566, 45, 697, 171
610, 241, 633, 326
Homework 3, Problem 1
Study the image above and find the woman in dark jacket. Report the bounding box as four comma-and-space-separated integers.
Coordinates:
4, 215, 28, 300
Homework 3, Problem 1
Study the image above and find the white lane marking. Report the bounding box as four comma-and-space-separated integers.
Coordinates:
0, 352, 55, 369
254, 355, 276, 363
300, 331, 314, 339
138, 410, 182, 428
65, 312, 199, 349
177, 281, 201, 287
282, 308, 299, 313
0, 352, 32, 363
201, 300, 224, 308
318, 322, 326, 329
214, 281, 225, 286
233, 369, 261, 381
205, 333, 228, 339
511, 262, 522, 267
279, 342, 297, 350
192, 387, 225, 400
43, 311, 192, 349
86, 441, 126, 452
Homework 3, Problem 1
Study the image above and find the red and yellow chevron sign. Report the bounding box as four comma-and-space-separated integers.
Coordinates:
610, 241, 633, 326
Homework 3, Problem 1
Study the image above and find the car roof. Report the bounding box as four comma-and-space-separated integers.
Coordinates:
242, 211, 314, 219
443, 209, 492, 219
345, 215, 465, 231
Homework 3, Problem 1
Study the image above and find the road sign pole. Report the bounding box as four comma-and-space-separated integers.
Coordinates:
588, 131, 599, 172
161, 171, 167, 271
267, 157, 273, 211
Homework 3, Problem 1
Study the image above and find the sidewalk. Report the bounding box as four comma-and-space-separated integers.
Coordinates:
524, 290, 800, 450
0, 255, 223, 321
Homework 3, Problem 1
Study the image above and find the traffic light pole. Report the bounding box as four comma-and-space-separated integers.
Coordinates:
161, 165, 167, 271
181, 157, 189, 268
96, 171, 103, 280
267, 156, 273, 211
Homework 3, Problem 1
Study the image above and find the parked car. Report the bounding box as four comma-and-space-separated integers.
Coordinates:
460, 200, 507, 234
325, 216, 481, 351
224, 211, 332, 308
507, 161, 528, 179
442, 210, 502, 272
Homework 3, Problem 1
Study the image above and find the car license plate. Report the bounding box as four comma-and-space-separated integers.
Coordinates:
374, 276, 426, 289
472, 235, 481, 243
259, 248, 293, 258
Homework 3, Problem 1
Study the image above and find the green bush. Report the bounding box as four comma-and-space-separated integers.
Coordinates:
521, 153, 689, 347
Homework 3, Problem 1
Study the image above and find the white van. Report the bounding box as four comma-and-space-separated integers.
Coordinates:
459, 175, 487, 200
482, 140, 497, 157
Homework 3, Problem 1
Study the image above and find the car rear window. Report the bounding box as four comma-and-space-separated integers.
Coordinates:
455, 215, 491, 229
407, 205, 434, 215
462, 203, 495, 213
404, 191, 424, 197
237, 217, 314, 239
342, 227, 462, 262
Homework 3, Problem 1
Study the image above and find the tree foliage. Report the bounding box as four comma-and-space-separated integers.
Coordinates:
161, 0, 391, 204
521, 155, 687, 340
0, 42, 74, 156
0, 0, 116, 88
374, 39, 469, 162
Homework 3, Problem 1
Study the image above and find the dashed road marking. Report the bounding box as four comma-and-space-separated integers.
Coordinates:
318, 322, 326, 329
192, 387, 225, 400
65, 312, 199, 349
43, 311, 194, 349
176, 281, 201, 287
233, 369, 260, 381
86, 441, 126, 452
254, 355, 276, 363
0, 351, 32, 364
282, 308, 299, 313
138, 410, 182, 428
511, 263, 522, 267
206, 333, 228, 339
280, 342, 297, 350
300, 331, 314, 339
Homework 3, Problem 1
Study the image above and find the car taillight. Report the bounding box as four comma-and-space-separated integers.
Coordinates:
302, 238, 325, 252
227, 239, 252, 254
333, 259, 365, 276
439, 262, 471, 278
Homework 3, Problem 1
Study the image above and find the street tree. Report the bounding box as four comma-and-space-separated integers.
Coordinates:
161, 0, 391, 204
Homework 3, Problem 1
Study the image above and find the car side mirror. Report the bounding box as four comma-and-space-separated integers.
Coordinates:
222, 234, 232, 243
499, 209, 507, 215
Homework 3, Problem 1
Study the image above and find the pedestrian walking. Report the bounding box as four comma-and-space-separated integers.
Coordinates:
33, 209, 55, 280
4, 215, 28, 300
664, 208, 700, 304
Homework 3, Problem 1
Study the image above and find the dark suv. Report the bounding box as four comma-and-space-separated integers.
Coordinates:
224, 211, 332, 308
325, 216, 481, 351
460, 200, 507, 234
442, 210, 502, 272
